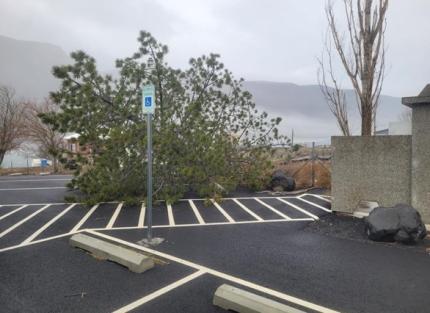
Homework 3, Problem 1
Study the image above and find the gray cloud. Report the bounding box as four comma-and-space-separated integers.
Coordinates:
0, 0, 429, 97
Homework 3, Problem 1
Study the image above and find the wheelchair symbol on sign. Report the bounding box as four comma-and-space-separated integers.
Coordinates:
145, 96, 152, 107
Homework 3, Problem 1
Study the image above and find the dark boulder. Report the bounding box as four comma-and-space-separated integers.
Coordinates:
365, 204, 427, 244
270, 170, 295, 192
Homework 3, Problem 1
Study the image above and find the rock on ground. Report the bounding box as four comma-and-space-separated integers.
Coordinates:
365, 204, 427, 244
270, 170, 295, 192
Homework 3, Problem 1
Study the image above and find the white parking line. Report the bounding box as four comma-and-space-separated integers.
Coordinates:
0, 232, 76, 253
0, 204, 51, 239
0, 187, 67, 191
167, 204, 175, 226
188, 200, 205, 224
112, 270, 206, 313
106, 203, 123, 229
89, 230, 340, 313
254, 198, 291, 220
0, 205, 28, 221
233, 199, 263, 221
277, 198, 319, 220
22, 204, 77, 244
70, 204, 99, 232
0, 179, 70, 183
305, 194, 332, 203
138, 204, 146, 228
211, 199, 235, 223
297, 196, 332, 213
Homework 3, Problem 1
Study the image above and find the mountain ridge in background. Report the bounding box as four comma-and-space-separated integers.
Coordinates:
0, 35, 405, 142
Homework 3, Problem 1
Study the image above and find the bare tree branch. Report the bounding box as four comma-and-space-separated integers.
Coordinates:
322, 0, 388, 136
0, 86, 27, 166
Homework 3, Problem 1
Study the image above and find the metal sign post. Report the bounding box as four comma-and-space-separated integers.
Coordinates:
142, 84, 155, 242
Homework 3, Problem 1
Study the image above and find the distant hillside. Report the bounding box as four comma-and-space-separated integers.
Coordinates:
0, 35, 404, 142
243, 81, 404, 141
0, 35, 70, 99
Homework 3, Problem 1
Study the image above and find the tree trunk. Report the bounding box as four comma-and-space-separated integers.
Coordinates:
361, 106, 373, 136
0, 150, 5, 167
53, 157, 58, 173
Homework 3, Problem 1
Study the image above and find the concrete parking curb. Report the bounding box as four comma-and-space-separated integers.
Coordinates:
213, 284, 306, 313
69, 233, 154, 273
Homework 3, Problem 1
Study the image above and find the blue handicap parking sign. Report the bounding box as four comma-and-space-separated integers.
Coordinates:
145, 96, 152, 107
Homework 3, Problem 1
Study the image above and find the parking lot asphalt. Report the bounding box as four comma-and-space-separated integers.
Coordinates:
0, 175, 74, 204
1, 175, 429, 313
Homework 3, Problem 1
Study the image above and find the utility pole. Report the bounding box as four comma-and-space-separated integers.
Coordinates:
291, 129, 294, 147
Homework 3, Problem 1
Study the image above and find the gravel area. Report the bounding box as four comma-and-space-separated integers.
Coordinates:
304, 212, 430, 254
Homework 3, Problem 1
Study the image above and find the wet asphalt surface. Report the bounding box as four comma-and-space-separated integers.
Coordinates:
1, 175, 430, 312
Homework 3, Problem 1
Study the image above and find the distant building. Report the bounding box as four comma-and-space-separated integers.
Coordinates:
375, 120, 412, 136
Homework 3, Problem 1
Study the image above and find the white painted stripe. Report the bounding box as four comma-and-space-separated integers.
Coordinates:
305, 194, 332, 203
233, 199, 263, 221
89, 218, 313, 232
70, 204, 99, 232
0, 179, 70, 183
210, 199, 235, 223
0, 202, 71, 206
0, 205, 28, 221
138, 204, 146, 228
88, 231, 340, 313
167, 204, 175, 226
188, 200, 205, 224
22, 204, 77, 244
0, 196, 307, 207
254, 198, 291, 220
297, 196, 332, 213
179, 196, 298, 201
0, 218, 315, 252
106, 203, 123, 229
0, 187, 67, 191
277, 198, 319, 220
0, 232, 77, 253
0, 204, 51, 239
112, 270, 206, 313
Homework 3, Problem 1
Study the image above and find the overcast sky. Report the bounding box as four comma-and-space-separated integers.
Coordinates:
0, 0, 429, 97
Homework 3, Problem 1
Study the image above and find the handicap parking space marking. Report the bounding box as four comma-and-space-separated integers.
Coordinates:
89, 230, 340, 313
297, 195, 332, 213
0, 195, 328, 252
0, 205, 28, 221
21, 203, 77, 244
232, 198, 263, 221
0, 204, 52, 239
210, 199, 235, 223
112, 270, 207, 313
305, 193, 332, 203
188, 200, 205, 224
0, 204, 50, 238
138, 203, 146, 228
70, 204, 99, 232
277, 198, 320, 220
254, 198, 291, 220
107, 203, 124, 229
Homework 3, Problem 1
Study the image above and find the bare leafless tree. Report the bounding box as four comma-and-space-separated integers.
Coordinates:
318, 44, 351, 136
0, 86, 27, 166
25, 100, 65, 172
321, 0, 388, 136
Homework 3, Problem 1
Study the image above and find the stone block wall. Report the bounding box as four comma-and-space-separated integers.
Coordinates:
332, 136, 412, 214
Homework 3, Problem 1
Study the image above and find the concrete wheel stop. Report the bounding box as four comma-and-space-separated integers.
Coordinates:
213, 284, 305, 313
69, 232, 154, 273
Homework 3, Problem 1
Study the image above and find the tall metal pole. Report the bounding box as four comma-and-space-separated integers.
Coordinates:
147, 113, 153, 241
